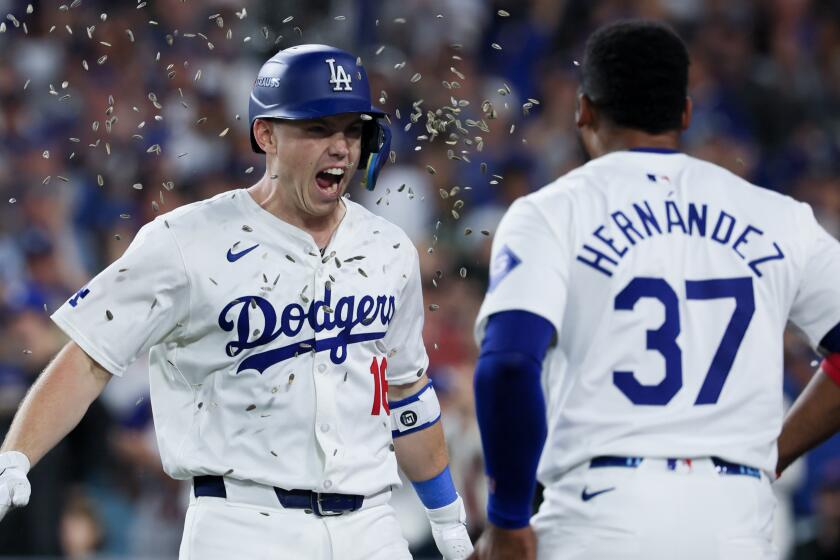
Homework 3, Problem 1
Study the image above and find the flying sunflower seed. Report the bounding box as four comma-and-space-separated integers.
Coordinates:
105, 310, 114, 320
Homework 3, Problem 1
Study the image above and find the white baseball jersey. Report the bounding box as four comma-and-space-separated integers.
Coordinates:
475, 150, 840, 480
52, 189, 428, 496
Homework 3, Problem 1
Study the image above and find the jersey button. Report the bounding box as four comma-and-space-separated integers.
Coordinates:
323, 480, 333, 489
320, 423, 330, 433
317, 363, 327, 373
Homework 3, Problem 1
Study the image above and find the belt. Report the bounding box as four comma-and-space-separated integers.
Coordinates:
589, 456, 761, 479
193, 475, 364, 516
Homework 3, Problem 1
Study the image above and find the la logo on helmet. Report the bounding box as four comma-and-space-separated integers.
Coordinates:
325, 58, 353, 91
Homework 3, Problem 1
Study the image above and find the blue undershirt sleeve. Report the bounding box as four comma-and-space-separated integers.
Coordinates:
820, 321, 840, 354
474, 310, 555, 529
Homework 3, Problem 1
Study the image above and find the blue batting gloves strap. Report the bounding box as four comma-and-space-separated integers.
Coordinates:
412, 465, 458, 510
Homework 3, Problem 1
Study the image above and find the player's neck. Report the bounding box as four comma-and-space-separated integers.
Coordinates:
589, 128, 681, 158
247, 180, 346, 249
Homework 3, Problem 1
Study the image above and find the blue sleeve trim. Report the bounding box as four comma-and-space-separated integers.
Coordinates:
474, 311, 553, 529
411, 465, 457, 510
820, 321, 840, 354
391, 414, 441, 438
388, 381, 433, 409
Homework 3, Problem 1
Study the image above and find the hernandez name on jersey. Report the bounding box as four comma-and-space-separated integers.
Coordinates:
476, 151, 840, 481
52, 190, 428, 497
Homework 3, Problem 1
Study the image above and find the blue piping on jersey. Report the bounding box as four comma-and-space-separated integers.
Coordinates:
628, 147, 680, 154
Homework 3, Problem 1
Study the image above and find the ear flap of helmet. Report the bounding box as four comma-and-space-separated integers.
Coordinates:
359, 121, 391, 191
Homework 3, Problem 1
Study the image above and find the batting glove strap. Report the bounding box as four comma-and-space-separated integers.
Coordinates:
427, 494, 474, 560
0, 451, 31, 474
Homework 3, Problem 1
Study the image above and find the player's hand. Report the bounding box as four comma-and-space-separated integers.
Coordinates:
0, 451, 32, 523
426, 494, 474, 559
468, 522, 537, 560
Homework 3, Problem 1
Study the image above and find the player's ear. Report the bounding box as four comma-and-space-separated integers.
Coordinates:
681, 96, 693, 131
576, 93, 595, 129
253, 119, 278, 154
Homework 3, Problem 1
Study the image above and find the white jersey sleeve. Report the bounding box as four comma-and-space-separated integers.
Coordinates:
474, 197, 570, 342
789, 204, 840, 352
51, 218, 190, 376
381, 244, 429, 386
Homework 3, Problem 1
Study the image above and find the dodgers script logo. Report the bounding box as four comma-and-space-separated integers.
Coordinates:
325, 58, 353, 91
219, 286, 395, 374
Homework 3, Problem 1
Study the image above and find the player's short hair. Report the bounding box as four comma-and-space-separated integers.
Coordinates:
581, 19, 689, 134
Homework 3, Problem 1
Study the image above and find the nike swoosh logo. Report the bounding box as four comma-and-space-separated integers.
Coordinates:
227, 244, 260, 262
581, 486, 616, 502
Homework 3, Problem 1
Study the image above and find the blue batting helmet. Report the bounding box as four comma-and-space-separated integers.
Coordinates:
249, 44, 391, 191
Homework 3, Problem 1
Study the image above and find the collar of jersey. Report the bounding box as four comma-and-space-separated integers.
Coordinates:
627, 147, 680, 154
236, 188, 353, 251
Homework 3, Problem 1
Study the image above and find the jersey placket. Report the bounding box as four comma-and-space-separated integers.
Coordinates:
310, 253, 341, 492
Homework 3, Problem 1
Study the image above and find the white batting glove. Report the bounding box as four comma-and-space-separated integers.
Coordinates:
426, 494, 474, 560
0, 451, 32, 523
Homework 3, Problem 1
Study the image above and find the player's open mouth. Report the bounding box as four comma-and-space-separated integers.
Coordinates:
315, 167, 344, 195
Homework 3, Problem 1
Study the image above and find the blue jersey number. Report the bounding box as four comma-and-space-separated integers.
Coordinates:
613, 277, 755, 406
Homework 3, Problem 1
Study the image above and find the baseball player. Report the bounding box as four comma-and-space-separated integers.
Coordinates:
469, 21, 840, 560
0, 44, 473, 560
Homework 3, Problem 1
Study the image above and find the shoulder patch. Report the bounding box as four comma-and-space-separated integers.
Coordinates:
488, 245, 521, 292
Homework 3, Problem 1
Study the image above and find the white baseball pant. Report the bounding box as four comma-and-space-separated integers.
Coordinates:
532, 457, 777, 560
179, 479, 412, 560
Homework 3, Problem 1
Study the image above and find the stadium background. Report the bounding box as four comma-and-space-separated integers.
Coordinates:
0, 0, 838, 558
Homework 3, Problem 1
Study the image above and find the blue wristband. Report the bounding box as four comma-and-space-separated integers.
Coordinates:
411, 465, 458, 510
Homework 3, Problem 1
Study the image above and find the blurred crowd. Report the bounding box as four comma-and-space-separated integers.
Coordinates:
0, 0, 839, 558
